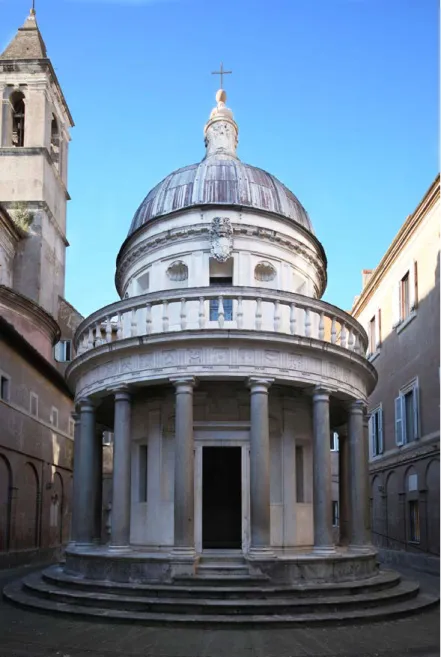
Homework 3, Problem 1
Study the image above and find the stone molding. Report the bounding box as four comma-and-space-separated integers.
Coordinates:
67, 332, 375, 404
115, 222, 327, 297
0, 284, 60, 344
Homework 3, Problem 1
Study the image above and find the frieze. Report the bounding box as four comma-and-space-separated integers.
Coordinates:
73, 343, 369, 403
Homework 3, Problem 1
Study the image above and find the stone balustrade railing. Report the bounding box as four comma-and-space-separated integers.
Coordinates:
74, 287, 368, 357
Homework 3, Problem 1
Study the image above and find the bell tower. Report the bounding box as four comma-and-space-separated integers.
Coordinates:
0, 7, 74, 319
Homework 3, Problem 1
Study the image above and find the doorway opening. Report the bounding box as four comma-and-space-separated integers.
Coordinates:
202, 446, 242, 549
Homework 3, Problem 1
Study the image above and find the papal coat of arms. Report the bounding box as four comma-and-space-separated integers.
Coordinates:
210, 216, 233, 262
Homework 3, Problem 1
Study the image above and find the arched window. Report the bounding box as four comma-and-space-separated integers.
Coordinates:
50, 114, 59, 164
10, 91, 25, 147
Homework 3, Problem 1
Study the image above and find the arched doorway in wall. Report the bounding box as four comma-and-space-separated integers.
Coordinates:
371, 475, 386, 547
16, 463, 39, 550
385, 471, 401, 549
50, 472, 64, 546
404, 466, 420, 548
0, 455, 12, 551
426, 459, 440, 556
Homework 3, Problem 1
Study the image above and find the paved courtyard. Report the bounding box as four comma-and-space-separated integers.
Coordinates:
0, 564, 439, 657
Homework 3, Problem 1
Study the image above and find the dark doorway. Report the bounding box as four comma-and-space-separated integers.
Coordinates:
202, 446, 242, 549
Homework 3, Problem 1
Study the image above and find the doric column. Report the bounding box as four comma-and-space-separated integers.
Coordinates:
75, 398, 99, 545
171, 377, 196, 554
338, 428, 350, 545
312, 387, 334, 552
110, 386, 132, 549
248, 377, 274, 556
91, 425, 103, 543
348, 400, 371, 549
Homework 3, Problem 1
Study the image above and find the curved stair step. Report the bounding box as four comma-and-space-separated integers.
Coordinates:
3, 577, 438, 626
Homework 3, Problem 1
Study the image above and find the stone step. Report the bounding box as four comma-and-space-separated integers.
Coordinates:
18, 572, 421, 616
4, 576, 438, 625
43, 566, 401, 599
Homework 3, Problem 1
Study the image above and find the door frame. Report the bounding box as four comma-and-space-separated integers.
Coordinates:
194, 422, 250, 555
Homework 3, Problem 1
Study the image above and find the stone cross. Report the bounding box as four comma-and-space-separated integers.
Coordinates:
211, 63, 232, 89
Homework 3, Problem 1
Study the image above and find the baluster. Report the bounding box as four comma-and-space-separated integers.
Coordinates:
340, 322, 347, 349
198, 297, 206, 329
130, 308, 137, 337
331, 317, 337, 344
87, 326, 94, 349
145, 303, 152, 334
290, 303, 296, 335
318, 312, 325, 340
116, 312, 122, 340
162, 301, 169, 332
218, 296, 225, 328
96, 322, 103, 346
304, 307, 311, 337
348, 329, 355, 351
236, 296, 243, 329
255, 298, 262, 330
105, 316, 112, 343
273, 300, 281, 332
180, 298, 187, 330
76, 337, 83, 356
82, 334, 88, 353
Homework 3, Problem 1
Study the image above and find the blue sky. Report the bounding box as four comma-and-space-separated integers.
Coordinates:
1, 0, 439, 317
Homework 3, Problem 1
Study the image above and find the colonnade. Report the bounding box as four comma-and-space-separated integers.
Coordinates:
70, 381, 371, 553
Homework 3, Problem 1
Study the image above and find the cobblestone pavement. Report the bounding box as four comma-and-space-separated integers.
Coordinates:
0, 564, 439, 657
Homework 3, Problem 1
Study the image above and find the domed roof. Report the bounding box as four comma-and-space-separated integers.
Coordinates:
127, 89, 314, 238
128, 159, 314, 237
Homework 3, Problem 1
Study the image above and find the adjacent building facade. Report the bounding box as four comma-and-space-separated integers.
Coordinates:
0, 10, 81, 567
352, 176, 440, 569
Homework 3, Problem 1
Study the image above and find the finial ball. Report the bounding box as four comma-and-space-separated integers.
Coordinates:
216, 89, 227, 104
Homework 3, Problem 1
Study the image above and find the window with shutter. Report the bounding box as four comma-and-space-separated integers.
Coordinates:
397, 379, 419, 445
395, 396, 404, 446
377, 406, 384, 454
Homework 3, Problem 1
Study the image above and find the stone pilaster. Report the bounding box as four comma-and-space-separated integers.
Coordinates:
338, 428, 350, 546
171, 377, 196, 558
312, 387, 334, 553
109, 386, 132, 549
248, 377, 274, 558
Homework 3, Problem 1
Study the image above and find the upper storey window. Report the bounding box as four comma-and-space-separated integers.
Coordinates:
10, 91, 25, 147
50, 114, 60, 165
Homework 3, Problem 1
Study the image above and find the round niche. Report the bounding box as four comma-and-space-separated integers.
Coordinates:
166, 260, 188, 282
254, 261, 277, 282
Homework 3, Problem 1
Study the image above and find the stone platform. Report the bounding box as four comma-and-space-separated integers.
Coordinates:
4, 559, 438, 625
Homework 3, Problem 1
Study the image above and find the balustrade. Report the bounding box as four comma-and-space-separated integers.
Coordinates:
74, 286, 368, 358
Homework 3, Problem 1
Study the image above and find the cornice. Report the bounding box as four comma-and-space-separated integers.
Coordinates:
352, 175, 440, 317
0, 284, 61, 345
115, 222, 328, 298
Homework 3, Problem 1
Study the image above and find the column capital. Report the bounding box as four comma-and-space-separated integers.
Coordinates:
248, 377, 274, 393
110, 384, 131, 402
312, 386, 331, 401
170, 376, 197, 391
347, 399, 366, 415
77, 397, 96, 413
71, 410, 80, 424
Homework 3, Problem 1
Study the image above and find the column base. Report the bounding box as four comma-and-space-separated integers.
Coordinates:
247, 546, 276, 560
107, 544, 131, 553
170, 546, 198, 578
313, 545, 336, 555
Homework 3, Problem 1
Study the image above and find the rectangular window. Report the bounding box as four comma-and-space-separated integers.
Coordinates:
400, 272, 410, 321
369, 316, 376, 354
369, 406, 384, 456
330, 432, 339, 451
139, 445, 148, 502
414, 261, 418, 308
209, 277, 233, 321
332, 501, 339, 527
0, 375, 10, 401
50, 406, 59, 428
30, 392, 39, 417
395, 380, 419, 446
409, 500, 420, 542
295, 446, 304, 503
54, 340, 72, 363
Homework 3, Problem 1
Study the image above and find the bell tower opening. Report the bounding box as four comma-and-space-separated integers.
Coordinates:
10, 91, 25, 147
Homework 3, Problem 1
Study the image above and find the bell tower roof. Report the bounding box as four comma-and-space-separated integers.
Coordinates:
0, 7, 48, 60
